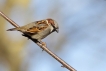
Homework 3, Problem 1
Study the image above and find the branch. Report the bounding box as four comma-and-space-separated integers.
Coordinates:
0, 11, 77, 71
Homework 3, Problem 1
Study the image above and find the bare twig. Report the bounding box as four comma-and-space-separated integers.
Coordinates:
0, 11, 76, 71
0, 11, 19, 27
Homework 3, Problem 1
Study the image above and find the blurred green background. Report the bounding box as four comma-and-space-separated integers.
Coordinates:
0, 0, 106, 71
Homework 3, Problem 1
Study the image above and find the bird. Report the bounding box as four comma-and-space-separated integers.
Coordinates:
7, 18, 59, 45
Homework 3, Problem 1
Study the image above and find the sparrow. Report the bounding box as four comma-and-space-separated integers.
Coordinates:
7, 18, 59, 44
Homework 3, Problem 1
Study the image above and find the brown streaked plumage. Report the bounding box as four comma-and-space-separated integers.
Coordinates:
7, 18, 59, 42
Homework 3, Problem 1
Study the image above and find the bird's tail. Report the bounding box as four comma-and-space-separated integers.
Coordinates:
7, 27, 19, 31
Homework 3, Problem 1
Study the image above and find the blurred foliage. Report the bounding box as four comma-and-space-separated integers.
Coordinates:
0, 0, 30, 71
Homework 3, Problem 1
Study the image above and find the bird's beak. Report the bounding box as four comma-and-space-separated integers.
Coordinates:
55, 28, 59, 33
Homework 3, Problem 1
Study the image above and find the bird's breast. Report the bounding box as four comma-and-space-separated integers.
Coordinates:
31, 27, 51, 40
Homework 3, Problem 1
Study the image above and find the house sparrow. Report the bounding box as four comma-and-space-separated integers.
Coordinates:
7, 18, 59, 44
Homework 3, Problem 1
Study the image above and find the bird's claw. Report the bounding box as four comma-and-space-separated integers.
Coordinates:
38, 41, 47, 51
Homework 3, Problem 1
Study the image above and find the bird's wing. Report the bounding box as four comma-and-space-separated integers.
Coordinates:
26, 20, 48, 34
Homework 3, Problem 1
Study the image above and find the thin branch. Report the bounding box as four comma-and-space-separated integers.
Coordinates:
0, 11, 77, 71
0, 11, 19, 27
